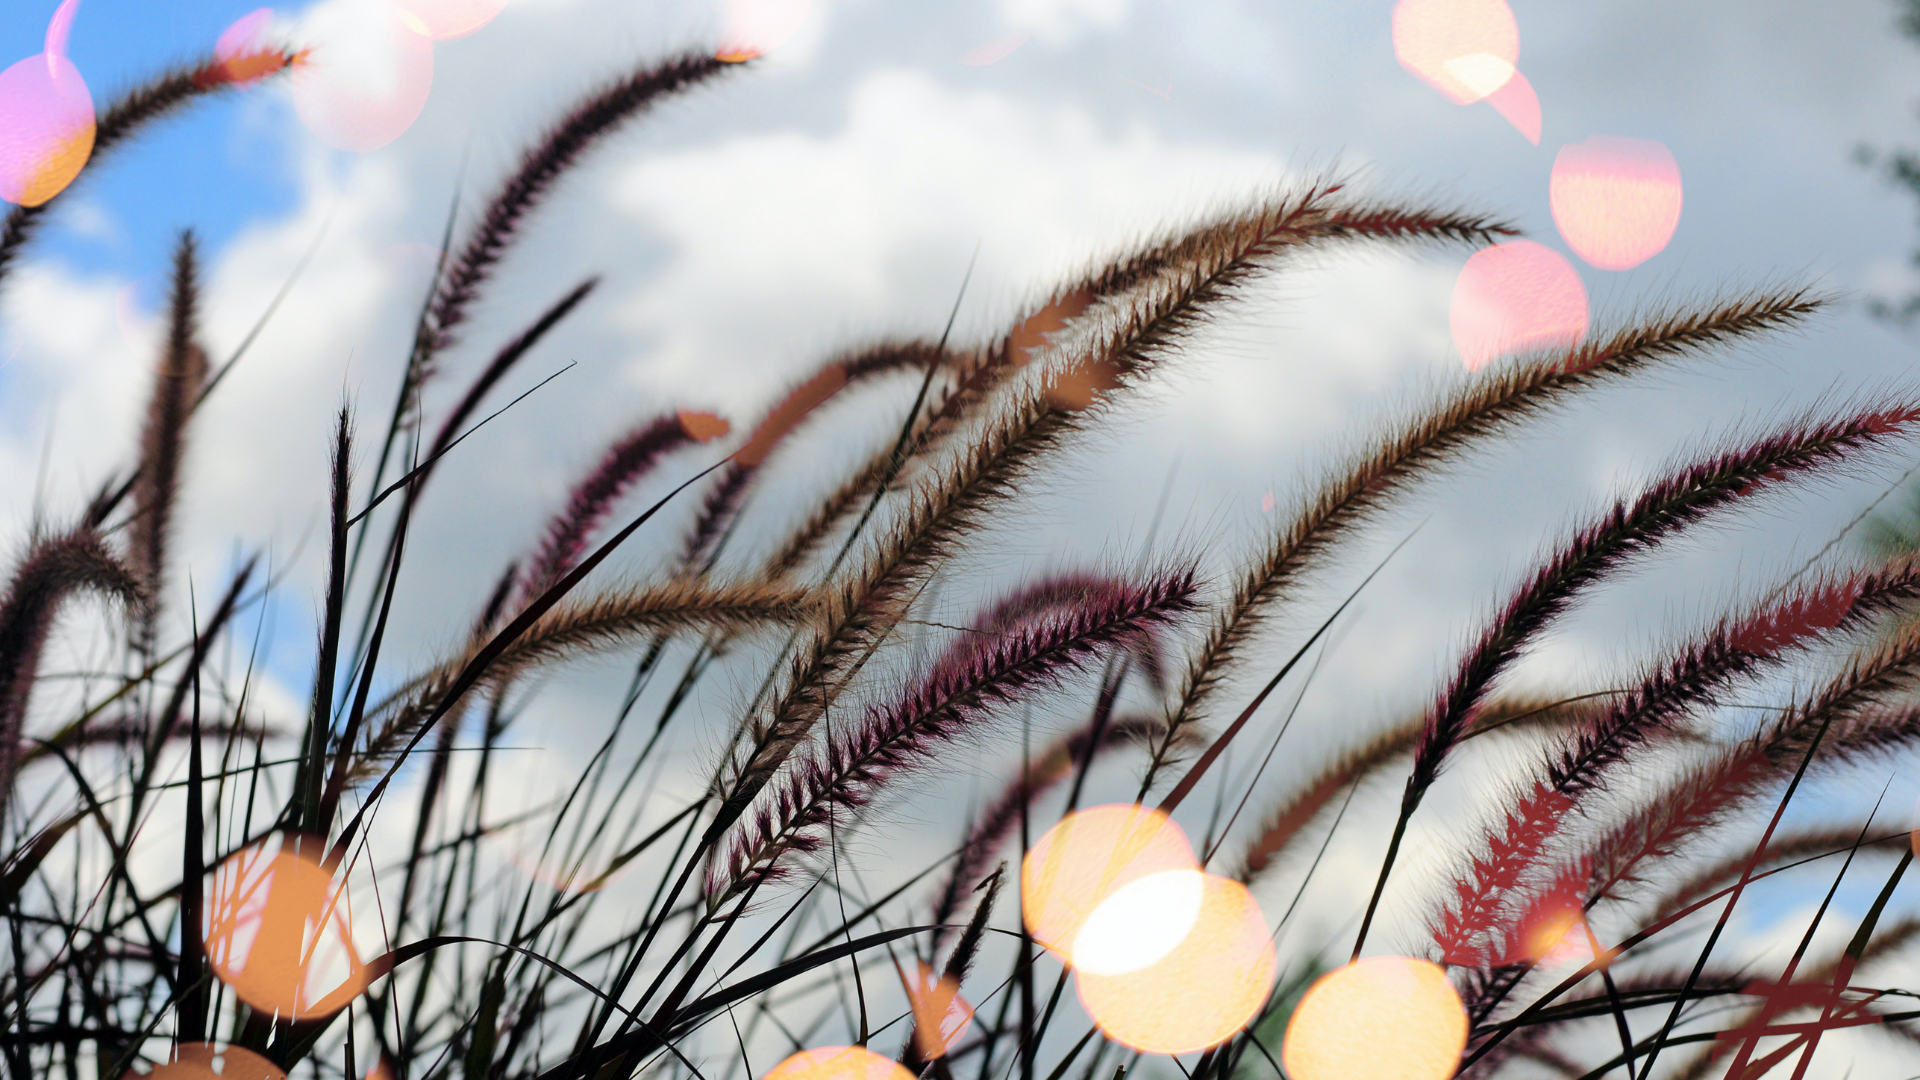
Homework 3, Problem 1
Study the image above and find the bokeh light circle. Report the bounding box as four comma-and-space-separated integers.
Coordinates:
1549, 135, 1682, 271
1021, 804, 1197, 959
391, 0, 505, 40
290, 0, 434, 153
1392, 0, 1519, 104
761, 1046, 915, 1080
1486, 69, 1539, 144
1070, 868, 1205, 976
0, 46, 94, 207
906, 962, 974, 1059
213, 10, 282, 87
1281, 956, 1467, 1080
132, 1043, 287, 1080
716, 0, 811, 62
1075, 872, 1276, 1054
1449, 239, 1588, 372
205, 837, 368, 1021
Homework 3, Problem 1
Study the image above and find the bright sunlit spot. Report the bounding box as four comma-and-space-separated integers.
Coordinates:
717, 0, 811, 62
1020, 804, 1198, 959
290, 0, 434, 152
1281, 956, 1468, 1080
1075, 872, 1276, 1054
1550, 135, 1683, 270
133, 1043, 287, 1079
1392, 0, 1518, 104
205, 839, 368, 1022
761, 1046, 915, 1080
0, 0, 94, 207
1449, 239, 1588, 371
1069, 868, 1205, 976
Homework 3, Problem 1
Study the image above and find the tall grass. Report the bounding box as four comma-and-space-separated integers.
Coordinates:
4, 34, 1920, 1080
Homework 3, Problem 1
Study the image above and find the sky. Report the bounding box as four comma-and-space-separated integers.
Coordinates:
8, 0, 1920, 1067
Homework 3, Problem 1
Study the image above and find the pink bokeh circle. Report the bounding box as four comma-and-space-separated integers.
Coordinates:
0, 22, 94, 208
391, 0, 506, 41
1449, 240, 1589, 372
1550, 135, 1683, 271
290, 1, 434, 153
1392, 0, 1519, 104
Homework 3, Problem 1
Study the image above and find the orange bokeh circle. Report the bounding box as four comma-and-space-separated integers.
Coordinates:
1392, 0, 1519, 105
205, 837, 368, 1021
906, 961, 974, 1059
0, 50, 94, 208
131, 1043, 286, 1080
761, 1046, 914, 1080
1549, 136, 1682, 272
1074, 872, 1276, 1054
1020, 804, 1197, 959
1449, 239, 1588, 372
1281, 956, 1467, 1080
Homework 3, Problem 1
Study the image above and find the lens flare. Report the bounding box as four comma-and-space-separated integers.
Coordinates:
1392, 0, 1519, 105
1549, 135, 1682, 271
1281, 956, 1467, 1080
1485, 68, 1538, 144
391, 0, 506, 40
205, 837, 368, 1021
1020, 804, 1197, 959
905, 962, 974, 1059
1448, 239, 1588, 372
1075, 872, 1276, 1054
0, 0, 95, 208
290, 0, 434, 152
960, 34, 1026, 66
716, 0, 811, 62
133, 1043, 287, 1080
761, 1046, 915, 1080
1070, 868, 1205, 976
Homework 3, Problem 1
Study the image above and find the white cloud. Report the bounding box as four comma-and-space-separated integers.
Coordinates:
607, 66, 1287, 411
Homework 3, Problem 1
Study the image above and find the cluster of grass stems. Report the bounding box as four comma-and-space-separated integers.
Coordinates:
5, 33, 1920, 1080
